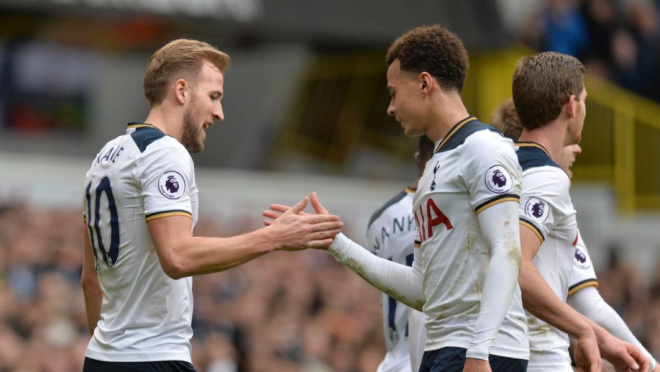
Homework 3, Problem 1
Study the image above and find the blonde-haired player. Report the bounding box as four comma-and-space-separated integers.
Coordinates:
81, 39, 343, 372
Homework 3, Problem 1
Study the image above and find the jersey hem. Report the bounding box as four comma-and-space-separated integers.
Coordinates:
425, 341, 530, 361
85, 349, 192, 364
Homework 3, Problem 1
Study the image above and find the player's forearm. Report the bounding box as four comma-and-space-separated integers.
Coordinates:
520, 260, 593, 339
467, 202, 521, 360
328, 233, 425, 311
569, 287, 657, 369
167, 228, 275, 278
81, 278, 103, 336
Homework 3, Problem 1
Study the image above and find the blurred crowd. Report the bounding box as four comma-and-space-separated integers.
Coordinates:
1, 202, 659, 372
0, 202, 384, 372
519, 0, 660, 102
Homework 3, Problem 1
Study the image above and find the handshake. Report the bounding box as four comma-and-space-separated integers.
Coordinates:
261, 192, 344, 251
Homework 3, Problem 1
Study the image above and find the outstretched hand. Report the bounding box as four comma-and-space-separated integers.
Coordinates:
264, 194, 342, 251
263, 192, 330, 226
599, 335, 649, 372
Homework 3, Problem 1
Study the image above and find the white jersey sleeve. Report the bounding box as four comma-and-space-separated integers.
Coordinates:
461, 131, 522, 214
516, 144, 578, 371
137, 141, 195, 222
518, 167, 573, 244
328, 233, 425, 311
568, 231, 598, 296
567, 286, 656, 370
459, 132, 523, 360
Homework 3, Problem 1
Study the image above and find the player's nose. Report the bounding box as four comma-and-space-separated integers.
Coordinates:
213, 106, 224, 122
387, 103, 395, 117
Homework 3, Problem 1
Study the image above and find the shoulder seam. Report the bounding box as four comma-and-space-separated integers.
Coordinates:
130, 127, 167, 153
436, 120, 501, 154
367, 190, 409, 230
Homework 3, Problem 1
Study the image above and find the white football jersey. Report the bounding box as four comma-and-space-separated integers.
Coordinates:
408, 304, 428, 372
516, 142, 578, 372
412, 117, 529, 360
367, 188, 426, 372
568, 231, 598, 296
83, 123, 198, 363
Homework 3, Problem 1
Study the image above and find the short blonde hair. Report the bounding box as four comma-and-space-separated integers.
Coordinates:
491, 98, 523, 141
144, 39, 231, 108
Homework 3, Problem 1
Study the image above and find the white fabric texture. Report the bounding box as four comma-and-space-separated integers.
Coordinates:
84, 125, 198, 363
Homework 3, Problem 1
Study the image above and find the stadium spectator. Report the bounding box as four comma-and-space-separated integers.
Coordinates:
1, 201, 660, 371
519, 0, 660, 103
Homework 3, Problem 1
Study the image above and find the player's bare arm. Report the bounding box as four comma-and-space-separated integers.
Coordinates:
520, 226, 647, 372
569, 286, 658, 370
81, 221, 103, 336
149, 196, 343, 279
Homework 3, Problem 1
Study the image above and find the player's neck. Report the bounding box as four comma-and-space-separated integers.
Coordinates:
425, 95, 470, 142
518, 123, 566, 162
143, 108, 183, 142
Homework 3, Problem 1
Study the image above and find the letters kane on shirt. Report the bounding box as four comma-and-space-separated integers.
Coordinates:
82, 123, 198, 363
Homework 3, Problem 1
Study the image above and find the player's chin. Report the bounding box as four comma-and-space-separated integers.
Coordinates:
187, 140, 205, 154
402, 126, 424, 138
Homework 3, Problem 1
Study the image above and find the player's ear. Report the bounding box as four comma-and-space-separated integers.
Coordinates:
420, 72, 433, 95
565, 95, 577, 119
174, 79, 188, 105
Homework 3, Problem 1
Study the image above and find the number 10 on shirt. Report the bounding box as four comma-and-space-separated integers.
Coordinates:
85, 176, 120, 271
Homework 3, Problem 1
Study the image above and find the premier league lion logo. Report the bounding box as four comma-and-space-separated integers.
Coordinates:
492, 169, 507, 188
574, 248, 587, 264
165, 175, 179, 193
573, 246, 591, 269
158, 171, 185, 199
485, 165, 512, 193
531, 201, 546, 218
525, 197, 550, 222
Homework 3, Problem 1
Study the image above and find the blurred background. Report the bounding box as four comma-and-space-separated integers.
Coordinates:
0, 0, 659, 371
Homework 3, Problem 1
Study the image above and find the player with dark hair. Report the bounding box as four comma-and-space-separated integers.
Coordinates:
266, 25, 529, 372
492, 98, 658, 371
512, 51, 649, 372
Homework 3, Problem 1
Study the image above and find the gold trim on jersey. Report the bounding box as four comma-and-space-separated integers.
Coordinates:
127, 123, 157, 130
475, 194, 520, 215
568, 280, 599, 296
434, 116, 478, 153
519, 218, 545, 243
515, 142, 551, 158
145, 210, 193, 222
405, 187, 417, 194
414, 240, 421, 248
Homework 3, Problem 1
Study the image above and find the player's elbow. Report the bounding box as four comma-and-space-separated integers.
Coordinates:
161, 261, 186, 280
160, 254, 190, 280
81, 271, 100, 292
